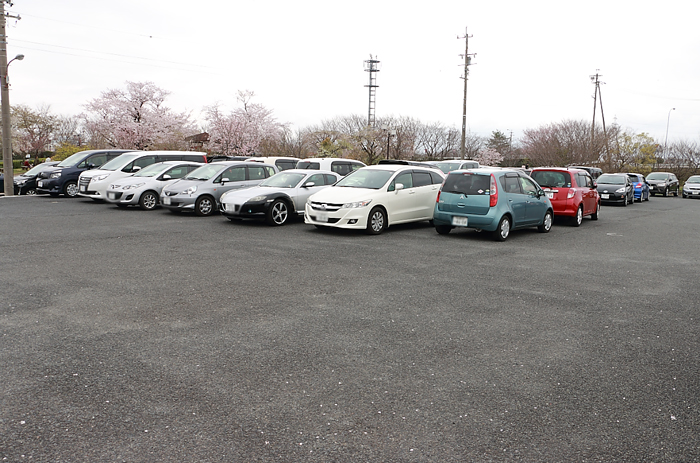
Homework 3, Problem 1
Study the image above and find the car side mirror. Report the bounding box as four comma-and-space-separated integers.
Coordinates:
161, 174, 172, 180
302, 181, 315, 188
87, 163, 95, 169
593, 182, 597, 188
221, 177, 230, 184
132, 166, 141, 172
395, 183, 405, 191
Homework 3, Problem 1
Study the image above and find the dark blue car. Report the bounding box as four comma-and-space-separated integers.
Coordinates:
626, 173, 650, 202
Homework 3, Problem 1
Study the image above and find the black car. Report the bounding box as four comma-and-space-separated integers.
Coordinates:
646, 172, 679, 197
569, 165, 603, 179
36, 150, 134, 197
596, 173, 634, 206
10, 161, 60, 195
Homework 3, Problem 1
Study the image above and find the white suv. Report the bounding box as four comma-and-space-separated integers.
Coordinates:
296, 158, 365, 176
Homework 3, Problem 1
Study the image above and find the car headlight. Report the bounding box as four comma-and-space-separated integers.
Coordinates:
615, 188, 626, 194
92, 174, 109, 182
249, 195, 268, 202
342, 199, 372, 208
50, 172, 61, 179
123, 183, 145, 190
15, 178, 27, 185
182, 186, 197, 195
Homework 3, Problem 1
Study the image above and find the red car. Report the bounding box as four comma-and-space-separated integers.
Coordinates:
530, 168, 600, 226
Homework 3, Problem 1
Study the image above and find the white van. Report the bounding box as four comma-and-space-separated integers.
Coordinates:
295, 158, 366, 176
245, 156, 300, 171
77, 150, 208, 200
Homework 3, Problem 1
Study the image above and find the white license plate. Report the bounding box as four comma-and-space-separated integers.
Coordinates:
452, 216, 468, 226
162, 197, 171, 205
601, 194, 609, 199
80, 185, 86, 192
38, 181, 43, 187
225, 203, 236, 212
546, 191, 554, 199
316, 211, 329, 222
107, 192, 116, 199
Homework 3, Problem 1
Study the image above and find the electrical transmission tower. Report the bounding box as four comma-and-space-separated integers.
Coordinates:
364, 55, 380, 127
459, 28, 476, 159
590, 71, 609, 163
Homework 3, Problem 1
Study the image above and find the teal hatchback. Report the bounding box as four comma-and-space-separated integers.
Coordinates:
433, 168, 554, 241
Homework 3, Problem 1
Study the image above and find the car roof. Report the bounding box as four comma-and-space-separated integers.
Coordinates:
271, 169, 337, 176
363, 163, 440, 173
532, 167, 588, 173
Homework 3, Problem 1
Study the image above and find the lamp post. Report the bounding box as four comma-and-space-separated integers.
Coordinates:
663, 107, 675, 158
2, 53, 23, 196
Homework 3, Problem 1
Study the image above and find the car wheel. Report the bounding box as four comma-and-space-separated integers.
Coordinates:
538, 210, 553, 233
435, 225, 452, 235
651, 192, 656, 197
25, 188, 36, 195
683, 193, 687, 198
63, 181, 79, 197
591, 202, 600, 220
572, 205, 583, 227
674, 188, 678, 197
493, 215, 511, 241
663, 188, 668, 197
139, 191, 159, 210
366, 207, 386, 235
266, 199, 289, 226
195, 196, 215, 216
623, 195, 628, 206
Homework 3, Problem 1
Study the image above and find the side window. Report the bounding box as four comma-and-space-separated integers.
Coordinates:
430, 171, 444, 184
276, 160, 296, 171
164, 166, 191, 179
220, 166, 245, 182
393, 172, 413, 189
182, 155, 205, 162
247, 166, 267, 180
350, 162, 364, 172
413, 171, 432, 188
307, 173, 326, 186
87, 154, 108, 167
324, 174, 339, 185
331, 162, 351, 176
519, 176, 538, 195
504, 175, 521, 194
124, 156, 156, 173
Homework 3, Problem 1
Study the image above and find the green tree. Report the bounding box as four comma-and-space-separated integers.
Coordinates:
486, 130, 510, 156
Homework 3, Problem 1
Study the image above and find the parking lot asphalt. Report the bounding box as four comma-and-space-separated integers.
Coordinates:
1, 195, 699, 462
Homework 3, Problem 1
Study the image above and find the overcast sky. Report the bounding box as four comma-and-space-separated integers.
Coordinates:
5, 0, 699, 144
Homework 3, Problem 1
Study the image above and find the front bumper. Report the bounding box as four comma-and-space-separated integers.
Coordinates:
683, 188, 700, 198
304, 203, 369, 230
221, 200, 267, 219
77, 178, 110, 199
599, 192, 626, 203
36, 178, 62, 194
160, 193, 197, 211
105, 188, 142, 206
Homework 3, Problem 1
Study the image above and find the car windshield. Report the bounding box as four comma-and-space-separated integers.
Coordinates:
335, 169, 394, 189
133, 163, 167, 177
442, 172, 490, 195
646, 173, 669, 180
100, 154, 140, 171
23, 163, 54, 175
56, 151, 90, 167
260, 172, 306, 188
436, 162, 461, 174
530, 171, 571, 188
598, 174, 626, 185
686, 176, 700, 184
184, 164, 224, 181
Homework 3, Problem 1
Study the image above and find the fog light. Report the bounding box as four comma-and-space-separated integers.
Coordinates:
348, 219, 358, 224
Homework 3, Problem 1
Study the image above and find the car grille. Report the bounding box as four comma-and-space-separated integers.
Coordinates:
79, 177, 91, 188
308, 201, 343, 212
164, 191, 178, 196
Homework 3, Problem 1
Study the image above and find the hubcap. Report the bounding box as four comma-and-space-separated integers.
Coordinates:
272, 202, 288, 224
500, 219, 510, 238
66, 183, 78, 197
544, 213, 552, 230
577, 208, 583, 224
371, 211, 384, 232
26, 189, 36, 195
143, 194, 156, 209
199, 199, 212, 215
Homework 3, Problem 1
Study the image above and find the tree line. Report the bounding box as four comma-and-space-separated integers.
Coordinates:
6, 81, 700, 180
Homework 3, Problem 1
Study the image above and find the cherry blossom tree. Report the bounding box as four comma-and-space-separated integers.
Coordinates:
474, 147, 504, 166
11, 104, 56, 159
203, 90, 286, 156
81, 81, 197, 150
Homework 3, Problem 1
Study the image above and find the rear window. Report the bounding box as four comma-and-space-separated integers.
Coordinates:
530, 171, 571, 188
297, 161, 320, 170
275, 160, 297, 171
442, 172, 490, 195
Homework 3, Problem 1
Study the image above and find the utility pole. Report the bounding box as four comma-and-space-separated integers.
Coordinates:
459, 28, 476, 159
590, 71, 609, 166
1, 0, 20, 196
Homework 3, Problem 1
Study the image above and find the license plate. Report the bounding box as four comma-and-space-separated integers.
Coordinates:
316, 211, 329, 222
452, 216, 468, 226
107, 192, 116, 199
163, 197, 171, 205
601, 194, 609, 199
38, 181, 43, 187
225, 203, 236, 212
80, 185, 86, 192
546, 191, 554, 199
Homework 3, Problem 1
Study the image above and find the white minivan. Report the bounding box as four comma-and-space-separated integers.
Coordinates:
77, 151, 207, 200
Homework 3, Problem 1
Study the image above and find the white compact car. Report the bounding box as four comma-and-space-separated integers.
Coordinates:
104, 161, 201, 210
304, 163, 445, 234
78, 151, 207, 200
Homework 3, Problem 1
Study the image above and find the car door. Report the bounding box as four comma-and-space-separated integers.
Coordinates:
215, 166, 248, 200
387, 170, 416, 223
501, 173, 528, 226
412, 170, 440, 219
519, 176, 548, 225
579, 173, 595, 214
294, 173, 328, 212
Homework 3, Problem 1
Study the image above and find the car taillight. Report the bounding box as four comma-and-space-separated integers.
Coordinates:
636, 182, 642, 188
436, 190, 441, 203
567, 188, 576, 199
489, 174, 498, 207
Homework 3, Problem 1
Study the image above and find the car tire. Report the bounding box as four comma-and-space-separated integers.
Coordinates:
195, 196, 215, 216
623, 195, 628, 207
538, 210, 553, 233
138, 191, 159, 210
572, 205, 583, 227
493, 215, 511, 241
663, 188, 668, 197
63, 181, 79, 197
674, 188, 678, 197
591, 202, 600, 220
629, 193, 634, 205
266, 199, 290, 226
366, 207, 386, 235
435, 225, 452, 235
25, 188, 36, 195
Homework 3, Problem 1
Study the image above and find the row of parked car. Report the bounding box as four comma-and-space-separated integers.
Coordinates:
8, 149, 697, 241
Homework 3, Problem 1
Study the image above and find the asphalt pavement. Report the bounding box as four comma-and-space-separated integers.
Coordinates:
1, 194, 699, 462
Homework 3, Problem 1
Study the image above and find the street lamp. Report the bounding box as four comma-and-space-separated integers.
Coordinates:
663, 107, 675, 158
2, 53, 24, 196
